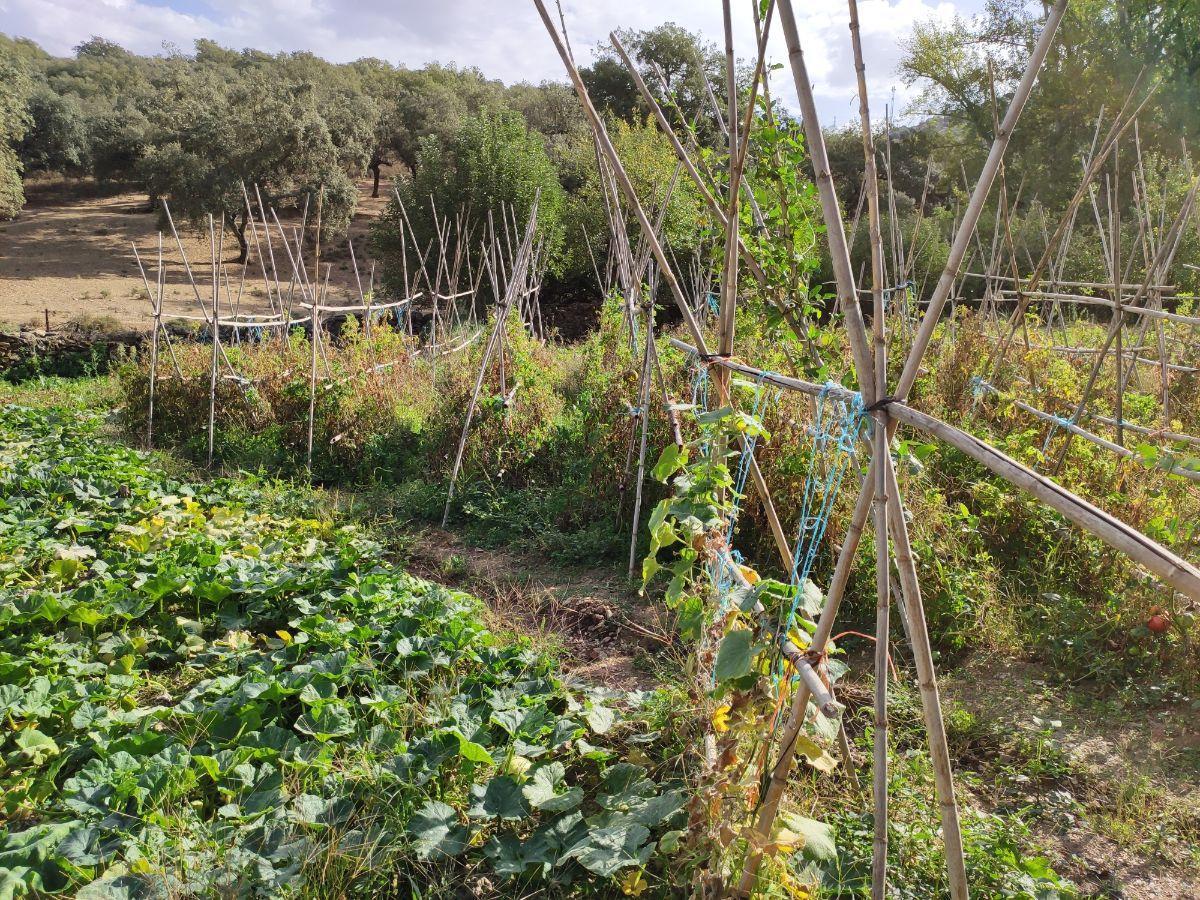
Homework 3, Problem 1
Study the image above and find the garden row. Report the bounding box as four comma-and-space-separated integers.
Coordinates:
0, 404, 699, 897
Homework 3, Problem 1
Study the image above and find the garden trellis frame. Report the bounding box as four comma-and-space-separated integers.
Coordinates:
537, 0, 1199, 897
133, 186, 546, 479
944, 82, 1200, 484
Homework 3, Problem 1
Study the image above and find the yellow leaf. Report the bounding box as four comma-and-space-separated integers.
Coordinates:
275, 630, 293, 645
738, 564, 760, 585
794, 735, 838, 773
777, 866, 813, 899
769, 826, 806, 853
711, 704, 732, 733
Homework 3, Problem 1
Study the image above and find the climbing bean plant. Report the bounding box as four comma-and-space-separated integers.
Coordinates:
642, 389, 844, 893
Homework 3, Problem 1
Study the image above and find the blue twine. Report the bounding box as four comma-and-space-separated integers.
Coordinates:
775, 383, 865, 661
725, 372, 774, 543
682, 350, 869, 686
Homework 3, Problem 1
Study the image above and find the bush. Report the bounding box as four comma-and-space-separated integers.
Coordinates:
373, 108, 568, 301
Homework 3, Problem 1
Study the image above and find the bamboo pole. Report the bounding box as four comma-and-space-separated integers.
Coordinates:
893, 0, 1068, 405
1087, 412, 1200, 448
845, 1, 892, 892
535, 0, 795, 570
719, 548, 839, 715
306, 307, 320, 475
131, 243, 183, 378
206, 215, 221, 468
1112, 152, 1125, 447
966, 274, 1176, 292
609, 30, 822, 364
735, 463, 877, 898
776, 0, 875, 397
889, 403, 1200, 599
627, 302, 655, 577
990, 82, 1154, 375
882, 452, 969, 898
148, 233, 162, 448
717, 0, 740, 375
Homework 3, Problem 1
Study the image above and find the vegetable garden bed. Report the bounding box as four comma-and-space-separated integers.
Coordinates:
0, 405, 687, 897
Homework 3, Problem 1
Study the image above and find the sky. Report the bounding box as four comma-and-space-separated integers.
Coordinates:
0, 0, 987, 124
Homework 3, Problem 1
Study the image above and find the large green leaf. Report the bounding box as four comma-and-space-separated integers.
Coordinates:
467, 776, 529, 821
523, 762, 583, 813
13, 729, 59, 764
776, 811, 836, 861
651, 444, 688, 482
407, 801, 469, 858
714, 629, 755, 683
561, 823, 652, 875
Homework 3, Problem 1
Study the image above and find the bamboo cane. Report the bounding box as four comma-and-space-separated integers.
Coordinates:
717, 0, 740, 380
882, 452, 969, 899
734, 464, 877, 898
990, 82, 1154, 376
845, 2, 893, 893
608, 30, 822, 364
889, 403, 1200, 599
306, 307, 320, 475
628, 301, 656, 581
535, 0, 795, 569
776, 0, 875, 398
148, 233, 162, 448
206, 216, 221, 468
892, 0, 1068, 406
675, 342, 1200, 600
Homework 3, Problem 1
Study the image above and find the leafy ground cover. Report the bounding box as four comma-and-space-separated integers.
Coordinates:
0, 404, 690, 898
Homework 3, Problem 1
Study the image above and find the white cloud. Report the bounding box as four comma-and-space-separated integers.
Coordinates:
0, 0, 961, 121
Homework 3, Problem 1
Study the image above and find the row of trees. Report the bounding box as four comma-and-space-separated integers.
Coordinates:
2, 1, 1197, 302
0, 35, 597, 255
0, 26, 721, 282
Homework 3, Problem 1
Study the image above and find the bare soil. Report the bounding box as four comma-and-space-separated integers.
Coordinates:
406, 527, 674, 692
943, 654, 1200, 898
0, 174, 394, 331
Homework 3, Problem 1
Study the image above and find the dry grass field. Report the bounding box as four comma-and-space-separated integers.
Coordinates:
0, 174, 393, 330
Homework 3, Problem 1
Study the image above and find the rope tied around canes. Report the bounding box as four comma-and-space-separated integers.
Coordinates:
774, 382, 868, 682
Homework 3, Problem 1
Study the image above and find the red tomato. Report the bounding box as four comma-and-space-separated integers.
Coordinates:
1147, 614, 1170, 634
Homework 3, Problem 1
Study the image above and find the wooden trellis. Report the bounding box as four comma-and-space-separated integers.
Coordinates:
537, 0, 1200, 897
133, 188, 543, 477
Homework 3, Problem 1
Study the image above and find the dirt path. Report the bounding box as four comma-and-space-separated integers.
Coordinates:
0, 174, 394, 330
405, 528, 674, 692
